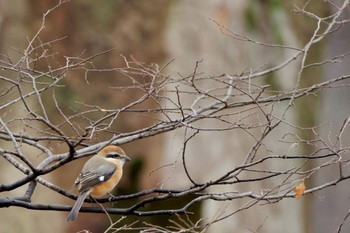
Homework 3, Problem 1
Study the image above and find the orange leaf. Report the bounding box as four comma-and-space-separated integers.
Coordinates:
293, 182, 306, 200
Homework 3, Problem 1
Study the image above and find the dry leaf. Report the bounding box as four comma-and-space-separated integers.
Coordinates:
294, 182, 306, 200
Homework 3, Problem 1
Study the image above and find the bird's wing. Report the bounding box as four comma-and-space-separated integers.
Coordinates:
77, 157, 117, 192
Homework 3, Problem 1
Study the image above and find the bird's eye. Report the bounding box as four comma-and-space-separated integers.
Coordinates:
106, 153, 120, 159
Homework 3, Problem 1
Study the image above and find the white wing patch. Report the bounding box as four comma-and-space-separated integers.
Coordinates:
99, 176, 105, 181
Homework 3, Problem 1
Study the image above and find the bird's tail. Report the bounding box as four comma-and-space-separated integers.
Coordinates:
66, 189, 91, 222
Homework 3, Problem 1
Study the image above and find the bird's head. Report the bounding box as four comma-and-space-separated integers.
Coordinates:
98, 145, 131, 165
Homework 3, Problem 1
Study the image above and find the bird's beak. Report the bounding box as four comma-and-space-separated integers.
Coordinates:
124, 155, 131, 162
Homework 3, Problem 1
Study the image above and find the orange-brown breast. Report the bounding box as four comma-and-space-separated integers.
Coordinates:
90, 168, 123, 197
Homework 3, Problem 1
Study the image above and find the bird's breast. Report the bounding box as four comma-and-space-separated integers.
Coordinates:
90, 169, 123, 197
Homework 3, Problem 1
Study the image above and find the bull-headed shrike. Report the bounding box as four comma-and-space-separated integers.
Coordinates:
66, 145, 130, 222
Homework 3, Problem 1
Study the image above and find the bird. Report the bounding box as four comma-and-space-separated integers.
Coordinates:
66, 145, 130, 222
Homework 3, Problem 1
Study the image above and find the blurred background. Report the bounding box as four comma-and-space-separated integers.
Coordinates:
0, 0, 350, 232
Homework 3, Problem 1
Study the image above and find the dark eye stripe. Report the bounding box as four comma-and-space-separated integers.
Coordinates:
106, 153, 121, 159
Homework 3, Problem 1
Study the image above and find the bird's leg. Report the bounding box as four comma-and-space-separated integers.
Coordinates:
107, 193, 116, 201
107, 193, 118, 207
